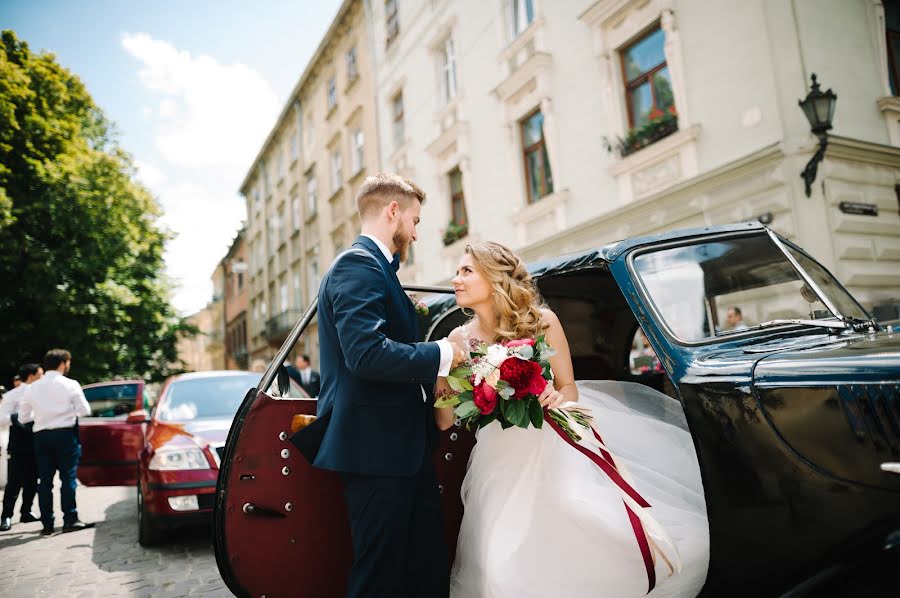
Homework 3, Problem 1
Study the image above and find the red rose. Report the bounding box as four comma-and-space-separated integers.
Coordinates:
499, 358, 547, 400
472, 382, 498, 415
505, 338, 536, 348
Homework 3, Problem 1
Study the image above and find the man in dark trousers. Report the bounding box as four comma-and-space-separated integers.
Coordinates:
0, 363, 43, 531
291, 173, 466, 597
19, 349, 93, 535
286, 354, 321, 397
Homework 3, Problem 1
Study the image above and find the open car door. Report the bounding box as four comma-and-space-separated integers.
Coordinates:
78, 380, 147, 486
214, 288, 476, 598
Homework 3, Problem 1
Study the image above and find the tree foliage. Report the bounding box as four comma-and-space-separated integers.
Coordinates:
0, 30, 187, 385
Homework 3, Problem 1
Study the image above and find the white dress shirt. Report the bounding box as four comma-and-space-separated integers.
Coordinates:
361, 234, 453, 399
18, 370, 91, 432
0, 383, 29, 427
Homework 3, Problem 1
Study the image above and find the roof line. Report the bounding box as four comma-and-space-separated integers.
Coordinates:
238, 0, 358, 193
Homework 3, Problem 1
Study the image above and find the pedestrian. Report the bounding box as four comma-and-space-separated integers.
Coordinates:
726, 306, 749, 330
0, 363, 43, 531
18, 349, 94, 535
286, 353, 321, 397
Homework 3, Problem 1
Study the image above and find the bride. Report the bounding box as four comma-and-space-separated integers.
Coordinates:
434, 241, 709, 597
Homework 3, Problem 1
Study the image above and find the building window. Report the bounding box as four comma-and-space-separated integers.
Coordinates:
331, 148, 343, 192
440, 37, 457, 104
237, 272, 244, 290
386, 0, 399, 46
308, 255, 320, 301
293, 270, 302, 308
509, 0, 534, 39
277, 151, 285, 180
277, 206, 286, 244
290, 131, 299, 162
351, 129, 364, 175
521, 110, 553, 203
888, 1, 900, 95
291, 194, 301, 230
346, 46, 359, 82
621, 27, 674, 129
327, 76, 337, 112
449, 167, 467, 226
306, 172, 318, 216
279, 279, 288, 313
392, 92, 405, 150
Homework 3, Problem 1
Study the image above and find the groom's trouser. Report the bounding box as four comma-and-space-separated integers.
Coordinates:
341, 453, 449, 598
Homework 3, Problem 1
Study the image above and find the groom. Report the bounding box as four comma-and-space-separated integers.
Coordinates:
292, 173, 466, 597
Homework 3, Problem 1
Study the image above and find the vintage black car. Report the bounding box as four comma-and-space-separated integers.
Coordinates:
213, 221, 900, 597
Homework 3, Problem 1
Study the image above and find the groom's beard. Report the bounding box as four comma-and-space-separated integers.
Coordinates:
392, 228, 412, 262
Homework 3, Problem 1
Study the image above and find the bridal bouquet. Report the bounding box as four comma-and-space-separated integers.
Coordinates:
434, 336, 592, 442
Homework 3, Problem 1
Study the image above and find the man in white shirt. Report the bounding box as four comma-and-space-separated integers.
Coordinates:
0, 363, 43, 531
726, 306, 750, 331
287, 354, 321, 397
19, 349, 93, 535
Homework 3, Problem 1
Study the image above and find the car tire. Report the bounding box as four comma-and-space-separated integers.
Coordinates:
137, 483, 163, 546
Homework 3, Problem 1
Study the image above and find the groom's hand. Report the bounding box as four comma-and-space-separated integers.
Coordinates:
449, 341, 467, 369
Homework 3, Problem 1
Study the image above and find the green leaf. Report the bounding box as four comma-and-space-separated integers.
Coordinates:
449, 367, 472, 378
528, 399, 544, 428
446, 376, 466, 393
458, 377, 473, 391
455, 401, 480, 419
516, 345, 534, 360
499, 386, 515, 400
495, 379, 510, 390
508, 400, 527, 428
478, 413, 497, 428
499, 418, 514, 429
434, 396, 460, 409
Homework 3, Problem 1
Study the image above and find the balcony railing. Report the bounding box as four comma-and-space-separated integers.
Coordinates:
264, 310, 304, 344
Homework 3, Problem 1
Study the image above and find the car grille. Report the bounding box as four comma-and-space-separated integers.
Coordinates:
837, 384, 900, 452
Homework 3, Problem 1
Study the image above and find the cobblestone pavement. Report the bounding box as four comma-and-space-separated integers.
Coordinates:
0, 483, 234, 597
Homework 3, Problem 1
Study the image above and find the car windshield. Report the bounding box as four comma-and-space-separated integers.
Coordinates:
157, 374, 260, 422
631, 233, 865, 341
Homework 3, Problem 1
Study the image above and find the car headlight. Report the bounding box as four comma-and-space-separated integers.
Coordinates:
149, 447, 210, 471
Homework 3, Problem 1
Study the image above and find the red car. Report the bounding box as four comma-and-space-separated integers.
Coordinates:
80, 371, 302, 546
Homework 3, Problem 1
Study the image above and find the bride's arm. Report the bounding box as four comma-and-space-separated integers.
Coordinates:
537, 308, 578, 408
434, 327, 467, 431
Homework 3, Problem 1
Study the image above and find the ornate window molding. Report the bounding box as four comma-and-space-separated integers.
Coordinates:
581, 0, 699, 203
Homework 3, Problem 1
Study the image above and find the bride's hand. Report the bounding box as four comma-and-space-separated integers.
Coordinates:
537, 381, 565, 409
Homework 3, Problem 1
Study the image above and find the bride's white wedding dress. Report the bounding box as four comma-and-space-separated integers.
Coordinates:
449, 380, 710, 598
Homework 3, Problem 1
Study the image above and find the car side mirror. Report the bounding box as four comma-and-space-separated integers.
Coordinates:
126, 409, 150, 424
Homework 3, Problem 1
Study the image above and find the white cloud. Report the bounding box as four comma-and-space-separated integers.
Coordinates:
121, 32, 279, 169
122, 33, 267, 314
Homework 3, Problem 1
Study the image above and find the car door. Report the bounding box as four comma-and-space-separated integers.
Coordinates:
78, 380, 147, 486
214, 288, 473, 598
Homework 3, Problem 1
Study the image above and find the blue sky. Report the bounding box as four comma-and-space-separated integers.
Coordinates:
3, 0, 342, 314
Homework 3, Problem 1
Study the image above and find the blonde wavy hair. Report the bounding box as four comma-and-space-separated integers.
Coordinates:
464, 241, 547, 342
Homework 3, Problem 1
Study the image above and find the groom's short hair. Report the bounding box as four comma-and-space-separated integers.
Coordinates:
356, 173, 426, 220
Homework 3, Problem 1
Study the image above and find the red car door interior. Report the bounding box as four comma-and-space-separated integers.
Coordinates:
78, 381, 146, 486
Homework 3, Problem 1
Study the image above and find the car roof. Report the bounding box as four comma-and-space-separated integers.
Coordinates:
82, 379, 144, 389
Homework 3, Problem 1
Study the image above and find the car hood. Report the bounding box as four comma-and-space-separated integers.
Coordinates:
752, 332, 900, 387
150, 417, 234, 449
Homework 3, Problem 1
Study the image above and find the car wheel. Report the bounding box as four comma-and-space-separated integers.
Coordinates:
137, 483, 163, 546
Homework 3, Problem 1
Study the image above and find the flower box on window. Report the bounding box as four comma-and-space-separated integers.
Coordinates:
442, 221, 468, 246
607, 106, 678, 158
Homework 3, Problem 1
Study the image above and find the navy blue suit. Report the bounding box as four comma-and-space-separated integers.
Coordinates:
292, 235, 448, 597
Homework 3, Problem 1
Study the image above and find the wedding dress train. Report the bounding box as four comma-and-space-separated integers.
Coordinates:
449, 380, 710, 598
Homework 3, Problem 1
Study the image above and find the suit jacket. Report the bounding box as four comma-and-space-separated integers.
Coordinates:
291, 236, 441, 477
286, 366, 321, 397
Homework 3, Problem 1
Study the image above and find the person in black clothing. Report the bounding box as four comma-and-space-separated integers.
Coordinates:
0, 363, 43, 531
286, 354, 321, 397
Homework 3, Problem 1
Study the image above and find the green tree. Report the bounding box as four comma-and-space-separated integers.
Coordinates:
0, 30, 187, 386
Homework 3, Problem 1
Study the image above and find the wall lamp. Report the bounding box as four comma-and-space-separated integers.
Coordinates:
798, 73, 837, 197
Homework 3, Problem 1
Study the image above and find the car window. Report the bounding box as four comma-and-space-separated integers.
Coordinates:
158, 374, 260, 422
83, 383, 140, 418
632, 234, 838, 341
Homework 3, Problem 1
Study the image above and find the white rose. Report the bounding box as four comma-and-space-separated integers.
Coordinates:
485, 344, 509, 369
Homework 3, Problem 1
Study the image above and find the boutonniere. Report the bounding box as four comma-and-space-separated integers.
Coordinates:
407, 292, 429, 317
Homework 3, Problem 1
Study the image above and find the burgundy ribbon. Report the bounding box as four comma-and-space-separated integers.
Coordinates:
544, 412, 656, 594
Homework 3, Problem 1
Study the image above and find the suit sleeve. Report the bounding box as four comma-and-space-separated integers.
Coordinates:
329, 250, 441, 383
